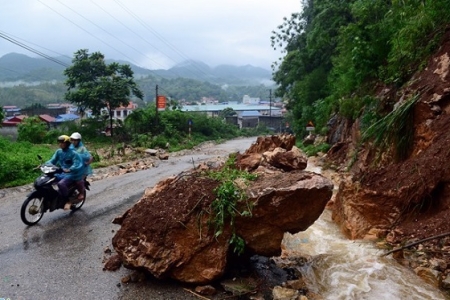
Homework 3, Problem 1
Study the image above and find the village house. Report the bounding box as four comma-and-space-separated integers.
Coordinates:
3, 105, 21, 117
1, 115, 28, 127
103, 101, 138, 121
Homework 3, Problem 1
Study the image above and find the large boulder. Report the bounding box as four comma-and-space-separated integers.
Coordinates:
262, 146, 307, 171
237, 135, 306, 171
237, 171, 333, 257
109, 135, 333, 284
112, 174, 231, 284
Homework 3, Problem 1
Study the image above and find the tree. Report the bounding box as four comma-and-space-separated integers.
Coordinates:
271, 0, 450, 137
64, 49, 144, 137
17, 116, 47, 143
271, 0, 353, 132
219, 107, 237, 118
0, 107, 4, 126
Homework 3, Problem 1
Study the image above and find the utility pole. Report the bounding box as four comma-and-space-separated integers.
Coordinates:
269, 89, 273, 129
269, 89, 272, 117
155, 84, 159, 128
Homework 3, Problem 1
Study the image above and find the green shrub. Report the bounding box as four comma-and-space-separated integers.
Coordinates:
0, 137, 54, 188
300, 142, 331, 157
17, 117, 48, 144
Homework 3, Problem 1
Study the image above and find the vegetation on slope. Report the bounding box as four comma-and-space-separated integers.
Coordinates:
272, 0, 450, 143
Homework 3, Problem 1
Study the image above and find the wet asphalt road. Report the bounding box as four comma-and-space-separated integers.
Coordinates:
0, 137, 257, 300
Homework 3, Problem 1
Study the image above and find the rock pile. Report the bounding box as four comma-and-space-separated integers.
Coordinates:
108, 135, 334, 284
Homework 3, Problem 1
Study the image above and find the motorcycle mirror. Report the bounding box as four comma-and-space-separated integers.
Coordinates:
37, 155, 42, 160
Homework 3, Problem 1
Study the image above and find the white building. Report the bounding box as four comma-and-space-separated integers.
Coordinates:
181, 103, 281, 118
101, 101, 138, 121
242, 95, 260, 105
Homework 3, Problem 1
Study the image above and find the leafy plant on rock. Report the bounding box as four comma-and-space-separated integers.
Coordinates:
206, 154, 257, 255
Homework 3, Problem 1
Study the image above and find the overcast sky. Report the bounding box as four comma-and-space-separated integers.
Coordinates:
0, 0, 300, 71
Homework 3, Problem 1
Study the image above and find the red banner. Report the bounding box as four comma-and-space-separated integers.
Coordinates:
157, 95, 166, 109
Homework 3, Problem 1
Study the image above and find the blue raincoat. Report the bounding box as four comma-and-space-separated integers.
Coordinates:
46, 148, 84, 181
69, 141, 93, 176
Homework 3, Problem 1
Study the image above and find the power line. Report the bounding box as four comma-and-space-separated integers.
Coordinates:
41, 0, 200, 81
36, 0, 142, 69
111, 0, 214, 80
56, 0, 170, 71
0, 31, 69, 67
89, 0, 173, 70
0, 31, 71, 60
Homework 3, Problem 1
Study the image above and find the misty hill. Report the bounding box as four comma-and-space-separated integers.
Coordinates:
0, 53, 273, 85
159, 61, 273, 85
0, 53, 70, 82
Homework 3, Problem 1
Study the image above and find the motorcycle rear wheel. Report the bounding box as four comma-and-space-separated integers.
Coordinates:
21, 194, 45, 226
70, 190, 85, 211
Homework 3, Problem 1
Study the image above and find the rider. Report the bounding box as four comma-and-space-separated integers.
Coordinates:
46, 135, 84, 210
69, 132, 93, 202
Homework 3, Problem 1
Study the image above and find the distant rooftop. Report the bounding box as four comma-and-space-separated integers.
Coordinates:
54, 113, 79, 122
181, 104, 280, 112
241, 110, 261, 117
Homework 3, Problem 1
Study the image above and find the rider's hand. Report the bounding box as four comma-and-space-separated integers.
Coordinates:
63, 169, 70, 173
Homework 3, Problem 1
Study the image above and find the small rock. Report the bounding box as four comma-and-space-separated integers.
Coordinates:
441, 276, 450, 289
103, 254, 122, 271
414, 267, 441, 287
430, 258, 447, 271
194, 285, 217, 296
284, 279, 307, 290
272, 286, 299, 300
145, 149, 158, 155
158, 153, 169, 160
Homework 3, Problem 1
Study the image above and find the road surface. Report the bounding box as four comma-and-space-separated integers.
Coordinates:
0, 137, 257, 300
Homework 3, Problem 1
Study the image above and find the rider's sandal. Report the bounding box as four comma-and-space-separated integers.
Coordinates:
64, 202, 72, 210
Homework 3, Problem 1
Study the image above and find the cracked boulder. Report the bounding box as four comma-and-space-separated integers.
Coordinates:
109, 135, 333, 284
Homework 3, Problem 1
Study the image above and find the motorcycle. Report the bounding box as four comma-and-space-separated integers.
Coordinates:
20, 156, 90, 226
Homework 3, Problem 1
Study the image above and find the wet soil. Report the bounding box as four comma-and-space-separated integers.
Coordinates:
326, 26, 450, 289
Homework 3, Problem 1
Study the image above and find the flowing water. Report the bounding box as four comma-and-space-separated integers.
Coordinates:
280, 164, 450, 299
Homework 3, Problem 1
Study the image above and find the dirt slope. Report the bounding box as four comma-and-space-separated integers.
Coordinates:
326, 26, 450, 287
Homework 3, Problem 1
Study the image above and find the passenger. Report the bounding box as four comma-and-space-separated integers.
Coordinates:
69, 132, 93, 202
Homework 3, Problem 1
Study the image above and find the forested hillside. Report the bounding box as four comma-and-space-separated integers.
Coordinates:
0, 77, 274, 108
0, 53, 275, 107
272, 0, 450, 136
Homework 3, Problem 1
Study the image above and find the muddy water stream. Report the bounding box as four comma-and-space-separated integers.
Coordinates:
280, 163, 449, 299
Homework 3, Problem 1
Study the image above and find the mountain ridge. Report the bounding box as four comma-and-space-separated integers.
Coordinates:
0, 53, 273, 85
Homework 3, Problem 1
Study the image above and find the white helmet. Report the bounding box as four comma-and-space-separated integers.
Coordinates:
70, 132, 82, 140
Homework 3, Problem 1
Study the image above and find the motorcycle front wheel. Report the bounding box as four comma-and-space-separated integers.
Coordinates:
21, 193, 45, 226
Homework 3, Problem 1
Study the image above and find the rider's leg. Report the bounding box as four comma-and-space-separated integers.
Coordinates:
76, 178, 85, 201
57, 177, 72, 210
57, 177, 70, 199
